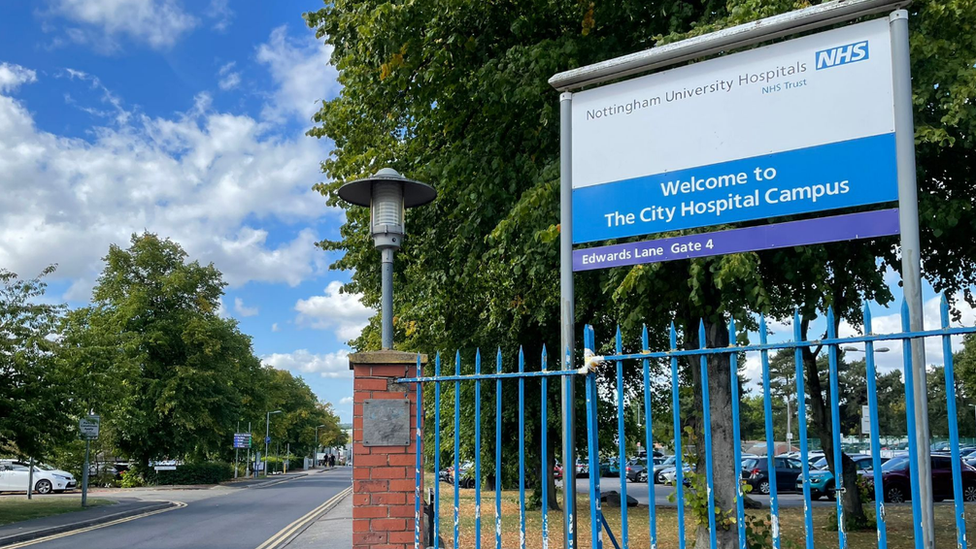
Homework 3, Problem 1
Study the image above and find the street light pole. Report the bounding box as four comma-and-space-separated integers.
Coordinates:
314, 424, 327, 468
970, 405, 976, 439
234, 421, 238, 479
336, 169, 436, 349
265, 410, 281, 477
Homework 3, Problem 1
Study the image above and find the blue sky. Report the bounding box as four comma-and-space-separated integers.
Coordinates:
0, 0, 364, 422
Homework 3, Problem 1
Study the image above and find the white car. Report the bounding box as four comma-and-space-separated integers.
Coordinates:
0, 460, 77, 494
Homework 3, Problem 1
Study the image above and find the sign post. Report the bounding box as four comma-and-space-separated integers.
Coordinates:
78, 415, 100, 507
233, 432, 252, 479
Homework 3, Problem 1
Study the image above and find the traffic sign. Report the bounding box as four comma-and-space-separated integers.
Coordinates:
233, 433, 252, 449
265, 436, 271, 444
78, 415, 100, 439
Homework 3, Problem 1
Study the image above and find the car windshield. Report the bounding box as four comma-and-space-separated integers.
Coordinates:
882, 457, 909, 472
742, 459, 759, 470
812, 458, 828, 469
35, 463, 57, 471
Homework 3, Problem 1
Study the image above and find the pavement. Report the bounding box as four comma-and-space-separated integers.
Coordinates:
281, 490, 351, 549
0, 466, 352, 549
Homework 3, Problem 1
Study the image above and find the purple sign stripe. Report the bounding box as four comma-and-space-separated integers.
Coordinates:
573, 208, 900, 272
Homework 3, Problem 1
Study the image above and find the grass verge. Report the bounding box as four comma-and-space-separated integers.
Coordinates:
428, 475, 973, 549
0, 497, 113, 526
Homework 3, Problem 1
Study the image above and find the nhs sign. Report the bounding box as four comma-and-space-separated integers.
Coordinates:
816, 41, 869, 70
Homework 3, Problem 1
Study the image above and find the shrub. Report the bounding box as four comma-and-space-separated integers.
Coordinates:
148, 463, 233, 485
120, 469, 144, 488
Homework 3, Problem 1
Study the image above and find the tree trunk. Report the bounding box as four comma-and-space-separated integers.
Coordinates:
801, 322, 869, 528
689, 316, 738, 549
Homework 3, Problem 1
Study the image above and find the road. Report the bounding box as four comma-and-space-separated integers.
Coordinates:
19, 468, 352, 549
560, 476, 834, 508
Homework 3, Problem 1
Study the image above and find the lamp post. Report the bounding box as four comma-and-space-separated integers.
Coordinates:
314, 424, 327, 468
265, 410, 282, 476
337, 168, 437, 349
971, 405, 976, 439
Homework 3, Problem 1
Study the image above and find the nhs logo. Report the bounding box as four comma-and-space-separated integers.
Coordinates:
815, 41, 869, 70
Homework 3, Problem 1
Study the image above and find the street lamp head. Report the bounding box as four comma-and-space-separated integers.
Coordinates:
337, 168, 437, 251
269, 410, 282, 415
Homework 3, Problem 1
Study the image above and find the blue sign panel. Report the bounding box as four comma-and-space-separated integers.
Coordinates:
233, 433, 251, 449
571, 133, 896, 244
265, 436, 271, 444
573, 209, 899, 271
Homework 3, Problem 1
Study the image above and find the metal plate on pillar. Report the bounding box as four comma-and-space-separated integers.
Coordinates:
362, 399, 412, 446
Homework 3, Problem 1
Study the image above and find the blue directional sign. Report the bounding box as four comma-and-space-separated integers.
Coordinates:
265, 436, 271, 445
233, 433, 251, 449
573, 209, 899, 271
572, 135, 897, 244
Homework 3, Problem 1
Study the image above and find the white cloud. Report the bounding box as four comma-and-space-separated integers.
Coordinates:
339, 396, 353, 405
0, 63, 37, 93
217, 62, 241, 91
271, 323, 280, 332
234, 297, 258, 317
295, 281, 374, 342
256, 26, 339, 123
262, 349, 351, 378
47, 0, 198, 52
0, 64, 336, 297
207, 0, 233, 32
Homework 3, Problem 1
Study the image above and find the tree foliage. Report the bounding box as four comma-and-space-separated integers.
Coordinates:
0, 267, 73, 459
56, 233, 343, 468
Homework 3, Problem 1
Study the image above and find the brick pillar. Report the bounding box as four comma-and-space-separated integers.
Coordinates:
350, 350, 427, 549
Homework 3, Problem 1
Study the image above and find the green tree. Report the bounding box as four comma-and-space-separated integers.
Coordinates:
60, 233, 266, 468
0, 267, 73, 460
305, 0, 976, 542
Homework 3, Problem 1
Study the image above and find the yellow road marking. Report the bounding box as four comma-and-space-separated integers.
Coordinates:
254, 486, 352, 549
3, 501, 187, 549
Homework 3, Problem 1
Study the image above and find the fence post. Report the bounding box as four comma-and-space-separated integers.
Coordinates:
350, 350, 428, 549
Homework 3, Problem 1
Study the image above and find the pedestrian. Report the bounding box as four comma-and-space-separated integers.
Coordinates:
329, 455, 336, 468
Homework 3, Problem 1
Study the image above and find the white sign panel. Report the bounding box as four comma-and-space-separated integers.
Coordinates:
861, 405, 871, 435
79, 415, 100, 439
571, 18, 896, 244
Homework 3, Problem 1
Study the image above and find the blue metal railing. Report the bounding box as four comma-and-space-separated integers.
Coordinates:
403, 295, 976, 549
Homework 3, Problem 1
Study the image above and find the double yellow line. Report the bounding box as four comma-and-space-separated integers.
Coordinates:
3, 501, 187, 549
254, 486, 352, 549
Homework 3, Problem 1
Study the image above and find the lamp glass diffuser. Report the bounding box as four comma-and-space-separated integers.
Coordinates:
371, 181, 404, 232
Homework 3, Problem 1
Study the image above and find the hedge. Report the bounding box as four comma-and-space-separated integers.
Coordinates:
147, 462, 233, 485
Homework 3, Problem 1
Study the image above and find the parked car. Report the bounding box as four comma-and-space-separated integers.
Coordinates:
799, 454, 883, 500
625, 457, 650, 483
578, 459, 610, 478
0, 460, 77, 494
652, 456, 676, 484
864, 453, 976, 503
741, 456, 803, 495
659, 463, 693, 486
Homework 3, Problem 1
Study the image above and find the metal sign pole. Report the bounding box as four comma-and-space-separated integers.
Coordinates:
559, 90, 577, 549
81, 440, 90, 507
890, 9, 934, 548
